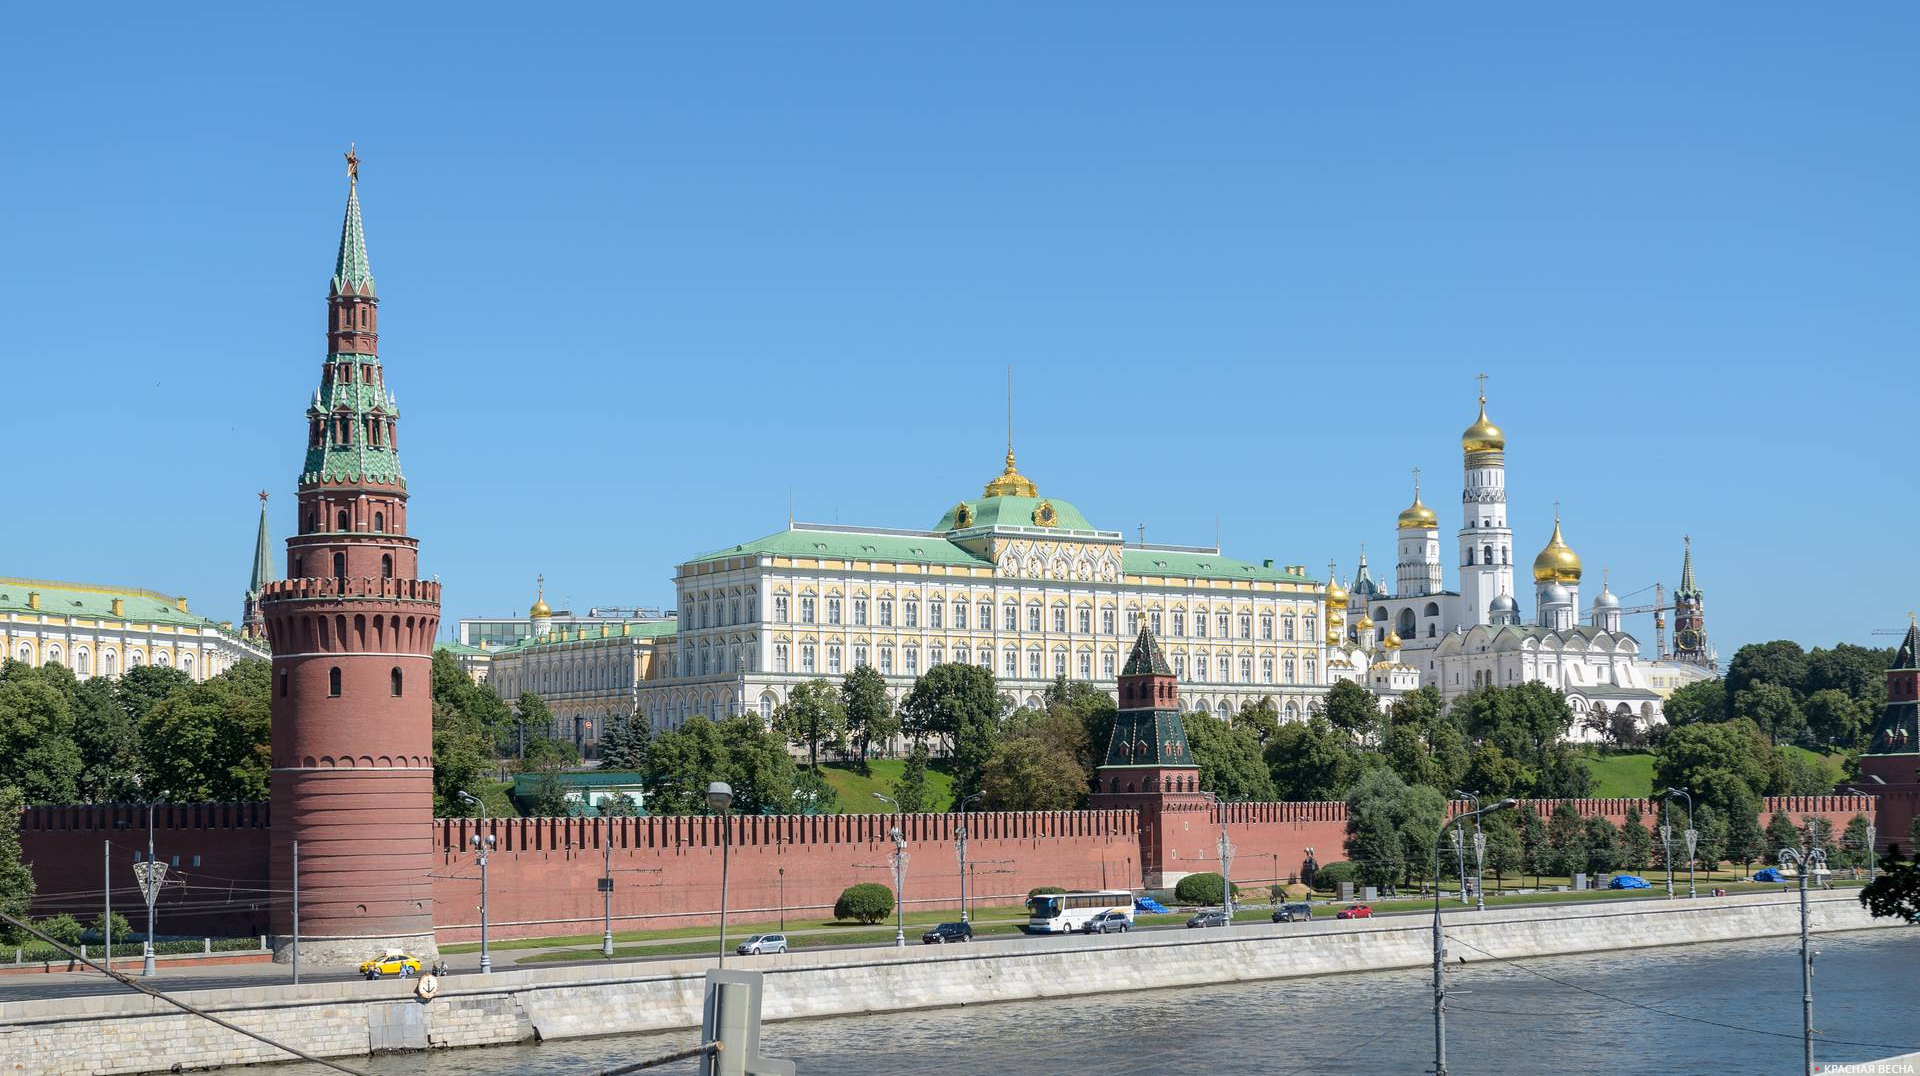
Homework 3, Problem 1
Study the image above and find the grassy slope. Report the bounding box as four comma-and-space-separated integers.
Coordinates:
1581, 751, 1655, 798
819, 758, 956, 813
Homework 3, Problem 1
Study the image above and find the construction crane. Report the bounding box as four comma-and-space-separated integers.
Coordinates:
1614, 582, 1672, 660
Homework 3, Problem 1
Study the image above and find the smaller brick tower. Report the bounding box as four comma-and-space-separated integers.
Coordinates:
259, 153, 441, 963
1091, 628, 1212, 887
1862, 615, 1920, 853
241, 491, 273, 642
1669, 536, 1715, 668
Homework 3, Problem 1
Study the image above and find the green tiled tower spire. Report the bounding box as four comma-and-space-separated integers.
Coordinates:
302, 158, 404, 488
242, 490, 274, 641
1099, 628, 1196, 769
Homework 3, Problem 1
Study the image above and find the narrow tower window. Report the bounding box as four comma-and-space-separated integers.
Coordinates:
390, 667, 403, 697
336, 510, 349, 532
373, 511, 385, 533
328, 667, 342, 697
381, 554, 393, 580
332, 552, 346, 580
279, 671, 289, 698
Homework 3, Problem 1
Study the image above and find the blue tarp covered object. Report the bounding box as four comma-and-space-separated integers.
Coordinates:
1753, 868, 1785, 882
1608, 874, 1651, 889
1135, 896, 1170, 914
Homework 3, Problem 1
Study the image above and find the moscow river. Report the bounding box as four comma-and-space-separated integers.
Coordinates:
280, 930, 1919, 1076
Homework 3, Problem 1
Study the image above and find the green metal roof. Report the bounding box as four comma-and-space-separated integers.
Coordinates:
0, 578, 233, 630
247, 500, 273, 596
331, 183, 375, 296
1122, 628, 1172, 676
1122, 549, 1314, 585
436, 640, 488, 655
690, 528, 991, 569
488, 618, 680, 655
933, 495, 1097, 533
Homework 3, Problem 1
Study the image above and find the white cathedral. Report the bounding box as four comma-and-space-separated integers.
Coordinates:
1324, 392, 1666, 741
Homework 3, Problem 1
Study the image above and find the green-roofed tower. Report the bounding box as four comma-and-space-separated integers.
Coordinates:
1670, 535, 1714, 668
1091, 628, 1209, 888
242, 490, 274, 642
304, 147, 403, 489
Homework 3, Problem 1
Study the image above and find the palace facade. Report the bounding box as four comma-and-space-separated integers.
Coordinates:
2, 577, 267, 681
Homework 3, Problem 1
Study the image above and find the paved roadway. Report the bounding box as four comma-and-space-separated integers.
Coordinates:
0, 892, 1743, 1003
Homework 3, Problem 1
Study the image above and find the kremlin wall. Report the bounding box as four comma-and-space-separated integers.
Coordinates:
16, 794, 1876, 943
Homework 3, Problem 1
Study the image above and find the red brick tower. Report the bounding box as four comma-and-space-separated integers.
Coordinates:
1862, 615, 1920, 854
1090, 628, 1212, 887
258, 151, 442, 963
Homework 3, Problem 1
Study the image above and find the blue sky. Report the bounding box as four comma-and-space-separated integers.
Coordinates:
4, 4, 1916, 654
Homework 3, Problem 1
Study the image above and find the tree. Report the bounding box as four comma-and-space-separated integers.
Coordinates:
0, 786, 34, 944
900, 663, 1000, 797
597, 792, 640, 818
841, 665, 898, 768
523, 768, 573, 817
1804, 643, 1893, 702
1726, 640, 1809, 701
1695, 804, 1729, 878
1398, 784, 1447, 890
1733, 685, 1803, 747
138, 661, 271, 802
833, 883, 894, 924
1765, 810, 1803, 863
0, 662, 83, 804
1462, 743, 1533, 800
1725, 795, 1766, 876
1231, 699, 1281, 746
1453, 682, 1590, 799
1266, 716, 1359, 801
1379, 687, 1468, 793
1652, 719, 1781, 818
1519, 804, 1549, 886
597, 710, 653, 771
1173, 872, 1239, 907
112, 664, 195, 727
1800, 815, 1836, 855
792, 768, 836, 815
1317, 680, 1380, 740
1581, 815, 1620, 876
1480, 808, 1524, 890
1182, 712, 1277, 801
642, 714, 798, 816
892, 742, 930, 812
1044, 678, 1117, 776
1801, 689, 1870, 752
1619, 804, 1654, 871
979, 736, 1085, 811
1839, 814, 1873, 871
521, 734, 581, 773
516, 692, 555, 754
1859, 845, 1920, 923
430, 650, 507, 815
1344, 768, 1410, 892
70, 676, 143, 803
1664, 679, 1728, 726
1779, 751, 1833, 795
1545, 803, 1586, 879
771, 679, 846, 768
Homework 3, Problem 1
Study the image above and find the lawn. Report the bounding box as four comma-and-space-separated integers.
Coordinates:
1581, 750, 1655, 798
1778, 744, 1847, 787
819, 758, 956, 813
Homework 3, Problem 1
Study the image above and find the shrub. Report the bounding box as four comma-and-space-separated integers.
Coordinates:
1311, 861, 1358, 891
34, 915, 84, 946
834, 883, 895, 924
1027, 886, 1066, 898
1173, 872, 1241, 906
88, 912, 132, 943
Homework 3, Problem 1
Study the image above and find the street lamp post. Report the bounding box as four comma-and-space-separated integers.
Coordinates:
1452, 791, 1482, 907
888, 827, 909, 948
1843, 787, 1878, 882
1777, 845, 1828, 1076
708, 782, 734, 967
1667, 788, 1696, 899
956, 791, 984, 923
1433, 798, 1519, 1076
291, 838, 300, 983
778, 867, 786, 932
457, 791, 495, 974
141, 800, 159, 977
1198, 791, 1234, 920
1659, 818, 1675, 899
601, 833, 615, 959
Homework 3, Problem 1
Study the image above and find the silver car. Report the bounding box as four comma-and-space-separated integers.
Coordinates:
736, 933, 788, 955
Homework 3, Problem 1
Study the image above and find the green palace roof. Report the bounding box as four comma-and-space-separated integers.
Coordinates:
0, 578, 237, 631
932, 494, 1097, 533
488, 619, 680, 655
1122, 549, 1313, 584
691, 528, 992, 568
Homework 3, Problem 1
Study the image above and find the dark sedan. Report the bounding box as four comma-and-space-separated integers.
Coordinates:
922, 921, 974, 944
1186, 910, 1230, 928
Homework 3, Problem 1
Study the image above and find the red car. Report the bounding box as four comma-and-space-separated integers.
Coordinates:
1335, 904, 1373, 920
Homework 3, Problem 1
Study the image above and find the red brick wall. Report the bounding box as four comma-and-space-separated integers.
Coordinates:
18, 804, 273, 937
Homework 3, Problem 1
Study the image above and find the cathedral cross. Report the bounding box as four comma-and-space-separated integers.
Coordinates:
1475, 372, 1488, 402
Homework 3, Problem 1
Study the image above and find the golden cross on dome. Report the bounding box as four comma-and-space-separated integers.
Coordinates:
1412, 466, 1422, 498
1553, 499, 1562, 522
344, 143, 360, 184
1475, 372, 1488, 403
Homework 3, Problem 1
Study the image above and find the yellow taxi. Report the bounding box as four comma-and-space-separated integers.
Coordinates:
358, 949, 423, 979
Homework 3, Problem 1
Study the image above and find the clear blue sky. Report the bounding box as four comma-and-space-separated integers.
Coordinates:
5, 4, 1916, 655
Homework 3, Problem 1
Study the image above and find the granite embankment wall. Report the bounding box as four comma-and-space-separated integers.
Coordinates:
17, 796, 1876, 940
0, 891, 1896, 1076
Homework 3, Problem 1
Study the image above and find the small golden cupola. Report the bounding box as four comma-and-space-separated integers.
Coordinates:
529, 574, 553, 619
1461, 395, 1505, 454
1531, 517, 1583, 584
982, 449, 1038, 499
1397, 473, 1438, 530
1325, 574, 1349, 610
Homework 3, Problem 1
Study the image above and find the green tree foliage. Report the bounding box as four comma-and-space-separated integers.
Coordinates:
1838, 814, 1873, 870
34, 913, 84, 946
1765, 810, 1803, 863
1800, 815, 1836, 855
1230, 698, 1281, 746
771, 679, 846, 768
1545, 802, 1586, 879
1343, 768, 1443, 892
1663, 679, 1727, 726
1173, 872, 1239, 906
1043, 677, 1117, 776
1316, 680, 1380, 739
1726, 640, 1809, 701
1399, 784, 1447, 889
1805, 643, 1894, 702
91, 910, 131, 943
597, 710, 652, 771
641, 714, 798, 816
1480, 808, 1524, 887
1266, 716, 1359, 801
71, 676, 142, 803
516, 692, 556, 755
1379, 688, 1467, 793
523, 768, 573, 817
792, 768, 836, 815
522, 733, 581, 773
1801, 689, 1871, 752
1733, 684, 1804, 746
1725, 794, 1767, 874
1519, 803, 1550, 885
1694, 804, 1729, 874
597, 792, 640, 818
1778, 751, 1833, 795
1859, 845, 1920, 923
1462, 743, 1533, 800
0, 786, 34, 943
841, 665, 899, 767
0, 660, 84, 803
1310, 861, 1357, 892
834, 882, 895, 924
980, 706, 1091, 810
1182, 712, 1277, 802
1453, 683, 1590, 799
139, 661, 271, 801
112, 664, 195, 726
431, 650, 510, 815
1619, 804, 1654, 871
901, 663, 1000, 798
1581, 815, 1620, 876
892, 742, 931, 812
1652, 718, 1782, 819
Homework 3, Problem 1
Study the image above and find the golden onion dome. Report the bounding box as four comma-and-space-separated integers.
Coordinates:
530, 576, 553, 618
1461, 398, 1505, 454
1325, 576, 1349, 609
1354, 614, 1376, 632
1397, 495, 1438, 531
1531, 518, 1583, 584
1383, 630, 1402, 648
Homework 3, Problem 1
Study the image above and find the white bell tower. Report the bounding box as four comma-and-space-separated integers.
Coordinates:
1458, 376, 1514, 625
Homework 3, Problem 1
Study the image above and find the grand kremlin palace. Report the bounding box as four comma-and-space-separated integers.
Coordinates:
1, 578, 267, 681
486, 449, 1332, 740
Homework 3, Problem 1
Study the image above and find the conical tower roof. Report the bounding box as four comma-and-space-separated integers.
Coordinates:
1677, 536, 1701, 600
1122, 626, 1172, 676
1897, 615, 1919, 672
331, 169, 375, 296
248, 492, 274, 596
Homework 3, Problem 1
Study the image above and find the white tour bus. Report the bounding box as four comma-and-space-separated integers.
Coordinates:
1026, 890, 1135, 934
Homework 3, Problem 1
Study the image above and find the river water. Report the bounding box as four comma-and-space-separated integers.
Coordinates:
279, 930, 1920, 1076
